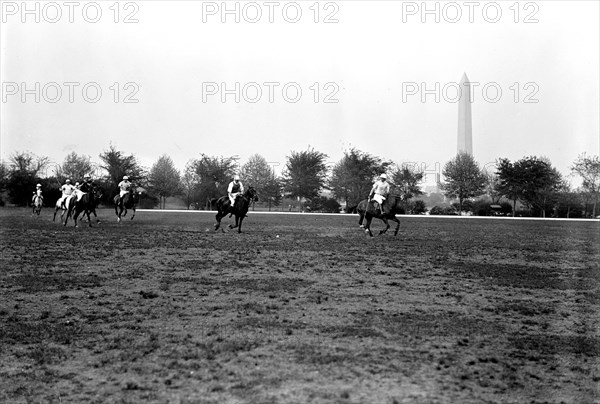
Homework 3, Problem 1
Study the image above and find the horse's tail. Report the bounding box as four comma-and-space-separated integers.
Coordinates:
65, 196, 75, 216
356, 200, 368, 214
215, 197, 227, 215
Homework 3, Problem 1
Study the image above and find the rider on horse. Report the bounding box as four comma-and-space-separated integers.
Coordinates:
227, 175, 244, 212
117, 175, 132, 206
369, 173, 390, 215
75, 175, 93, 201
31, 183, 43, 205
79, 175, 93, 193
58, 179, 75, 209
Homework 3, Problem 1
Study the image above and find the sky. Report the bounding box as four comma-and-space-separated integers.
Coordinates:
1, 0, 599, 184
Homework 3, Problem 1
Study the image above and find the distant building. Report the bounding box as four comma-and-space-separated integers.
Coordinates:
458, 72, 473, 155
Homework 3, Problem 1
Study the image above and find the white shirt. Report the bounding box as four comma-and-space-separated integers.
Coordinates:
228, 180, 244, 195
118, 180, 131, 192
61, 184, 75, 196
371, 180, 390, 196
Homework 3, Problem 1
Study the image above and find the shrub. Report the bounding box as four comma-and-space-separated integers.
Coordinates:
410, 200, 428, 215
308, 196, 341, 213
430, 206, 457, 215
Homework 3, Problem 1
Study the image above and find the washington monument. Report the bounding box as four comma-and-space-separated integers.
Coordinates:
457, 73, 473, 155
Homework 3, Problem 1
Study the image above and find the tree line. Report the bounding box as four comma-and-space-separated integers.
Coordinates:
0, 145, 598, 218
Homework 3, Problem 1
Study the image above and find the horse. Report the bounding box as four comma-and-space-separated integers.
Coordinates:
214, 187, 258, 233
32, 194, 43, 216
53, 195, 75, 224
69, 187, 102, 227
114, 187, 139, 222
357, 195, 404, 237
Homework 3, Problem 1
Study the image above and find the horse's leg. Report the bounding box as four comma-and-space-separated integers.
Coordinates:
229, 214, 239, 229
63, 206, 70, 227
238, 215, 246, 233
73, 207, 81, 227
365, 216, 374, 237
237, 215, 244, 233
378, 217, 390, 235
86, 209, 93, 227
53, 207, 58, 222
115, 199, 125, 223
130, 207, 136, 220
93, 209, 101, 224
359, 212, 365, 227
391, 216, 400, 236
215, 211, 223, 230
364, 213, 373, 237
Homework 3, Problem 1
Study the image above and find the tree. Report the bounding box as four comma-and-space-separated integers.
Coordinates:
189, 154, 238, 209
495, 158, 522, 217
390, 164, 425, 209
148, 155, 182, 209
571, 153, 600, 217
483, 168, 503, 204
554, 183, 583, 218
282, 148, 328, 201
98, 145, 147, 191
240, 154, 272, 188
329, 148, 392, 207
181, 162, 201, 209
441, 152, 487, 215
261, 175, 282, 211
514, 156, 563, 218
6, 151, 50, 206
0, 160, 8, 204
240, 154, 282, 210
56, 152, 94, 182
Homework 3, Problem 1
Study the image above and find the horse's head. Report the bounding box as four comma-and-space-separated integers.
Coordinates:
245, 187, 259, 202
93, 187, 103, 201
131, 187, 140, 202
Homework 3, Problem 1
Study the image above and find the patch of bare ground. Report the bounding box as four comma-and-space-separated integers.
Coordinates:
1, 209, 598, 403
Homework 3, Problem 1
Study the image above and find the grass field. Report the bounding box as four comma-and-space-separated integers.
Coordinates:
1, 208, 599, 404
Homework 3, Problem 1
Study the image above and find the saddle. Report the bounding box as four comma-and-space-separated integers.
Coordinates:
228, 197, 240, 217
368, 199, 385, 215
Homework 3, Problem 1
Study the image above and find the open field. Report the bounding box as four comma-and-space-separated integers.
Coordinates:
1, 208, 599, 404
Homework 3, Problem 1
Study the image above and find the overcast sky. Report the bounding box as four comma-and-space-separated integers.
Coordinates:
1, 0, 598, 183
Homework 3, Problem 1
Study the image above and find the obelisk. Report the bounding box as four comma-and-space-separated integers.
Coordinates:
457, 73, 473, 155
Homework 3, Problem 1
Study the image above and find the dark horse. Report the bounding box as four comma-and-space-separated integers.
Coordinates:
357, 195, 403, 237
114, 187, 139, 222
214, 187, 258, 233
67, 187, 101, 227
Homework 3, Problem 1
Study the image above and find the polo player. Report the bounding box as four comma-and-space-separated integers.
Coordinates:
369, 173, 390, 215
228, 175, 244, 211
58, 179, 75, 209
